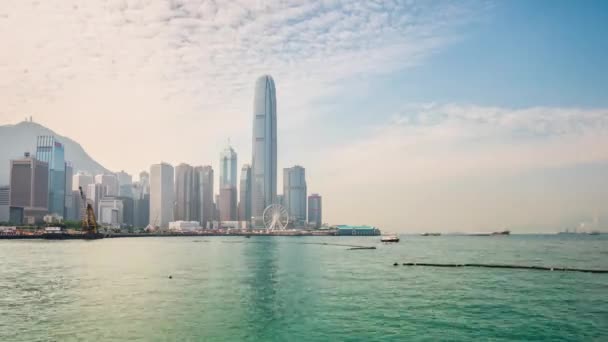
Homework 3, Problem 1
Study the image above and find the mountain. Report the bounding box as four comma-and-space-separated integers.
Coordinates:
0, 120, 110, 184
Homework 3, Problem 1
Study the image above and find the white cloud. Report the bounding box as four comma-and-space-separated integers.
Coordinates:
314, 104, 608, 231
0, 0, 478, 146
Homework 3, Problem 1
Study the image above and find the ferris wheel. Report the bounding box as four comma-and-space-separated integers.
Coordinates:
263, 204, 289, 231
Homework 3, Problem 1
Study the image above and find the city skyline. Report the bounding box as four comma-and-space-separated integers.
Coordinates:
1, 1, 607, 232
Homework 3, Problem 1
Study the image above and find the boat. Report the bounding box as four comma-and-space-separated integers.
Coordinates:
421, 232, 441, 236
381, 234, 400, 243
491, 230, 510, 236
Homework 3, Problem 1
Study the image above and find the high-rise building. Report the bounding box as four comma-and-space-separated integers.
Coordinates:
116, 170, 133, 198
219, 187, 237, 221
238, 164, 252, 222
251, 75, 278, 226
64, 163, 74, 220
220, 146, 238, 188
9, 152, 49, 223
134, 193, 150, 228
308, 194, 322, 228
150, 163, 174, 228
283, 166, 307, 225
86, 183, 106, 217
98, 198, 124, 228
71, 190, 82, 221
139, 171, 150, 195
0, 185, 9, 223
175, 163, 196, 221
95, 173, 119, 197
194, 166, 214, 228
219, 146, 238, 221
36, 136, 65, 216
73, 172, 94, 192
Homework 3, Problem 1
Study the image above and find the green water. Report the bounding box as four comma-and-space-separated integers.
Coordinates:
1, 235, 607, 341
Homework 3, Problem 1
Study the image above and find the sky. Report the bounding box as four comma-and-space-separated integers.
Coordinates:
1, 0, 607, 232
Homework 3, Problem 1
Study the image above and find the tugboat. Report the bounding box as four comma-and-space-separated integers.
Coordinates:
381, 234, 400, 243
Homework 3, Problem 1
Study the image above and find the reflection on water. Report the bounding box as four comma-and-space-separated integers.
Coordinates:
0, 235, 607, 341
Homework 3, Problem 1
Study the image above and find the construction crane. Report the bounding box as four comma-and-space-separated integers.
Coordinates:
78, 186, 99, 236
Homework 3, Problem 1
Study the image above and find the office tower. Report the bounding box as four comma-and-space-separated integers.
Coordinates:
64, 163, 74, 220
0, 185, 9, 223
308, 194, 322, 228
9, 152, 49, 223
219, 146, 237, 221
220, 146, 238, 188
116, 170, 133, 198
134, 193, 150, 228
283, 166, 307, 225
95, 173, 119, 196
139, 171, 150, 195
36, 136, 65, 216
117, 196, 134, 227
98, 198, 124, 228
150, 163, 174, 228
238, 164, 252, 222
175, 163, 196, 221
86, 183, 106, 217
251, 75, 277, 226
219, 187, 237, 221
194, 165, 214, 228
71, 190, 82, 221
73, 172, 94, 192
276, 194, 284, 207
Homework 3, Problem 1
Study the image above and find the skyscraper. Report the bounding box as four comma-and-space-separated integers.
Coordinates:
175, 163, 196, 221
36, 136, 65, 216
139, 171, 150, 196
194, 165, 214, 228
238, 164, 252, 222
10, 152, 49, 223
64, 163, 74, 220
150, 163, 174, 228
219, 146, 237, 221
73, 172, 94, 192
252, 75, 277, 226
283, 166, 307, 225
220, 146, 238, 188
95, 173, 119, 197
86, 183, 106, 218
116, 170, 133, 198
308, 194, 322, 228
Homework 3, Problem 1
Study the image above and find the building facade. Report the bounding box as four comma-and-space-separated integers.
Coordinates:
251, 75, 278, 226
95, 173, 119, 197
283, 166, 307, 225
150, 163, 174, 228
308, 194, 322, 228
116, 170, 133, 198
219, 187, 237, 221
73, 172, 94, 192
175, 163, 196, 221
0, 185, 9, 223
194, 166, 214, 228
36, 136, 65, 216
64, 163, 74, 220
86, 183, 106, 217
10, 153, 49, 223
238, 164, 252, 222
98, 198, 124, 228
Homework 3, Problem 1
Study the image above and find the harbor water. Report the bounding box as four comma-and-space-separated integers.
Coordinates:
1, 235, 607, 341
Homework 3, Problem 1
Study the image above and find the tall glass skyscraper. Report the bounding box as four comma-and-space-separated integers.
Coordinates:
36, 136, 65, 216
238, 164, 252, 223
283, 165, 307, 225
252, 75, 277, 226
220, 146, 237, 188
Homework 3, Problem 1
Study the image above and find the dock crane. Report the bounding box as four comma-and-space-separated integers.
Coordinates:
79, 186, 103, 239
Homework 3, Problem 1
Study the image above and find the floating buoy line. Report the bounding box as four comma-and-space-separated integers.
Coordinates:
394, 262, 608, 274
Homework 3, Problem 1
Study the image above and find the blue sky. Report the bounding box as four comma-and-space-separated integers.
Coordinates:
1, 0, 607, 231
